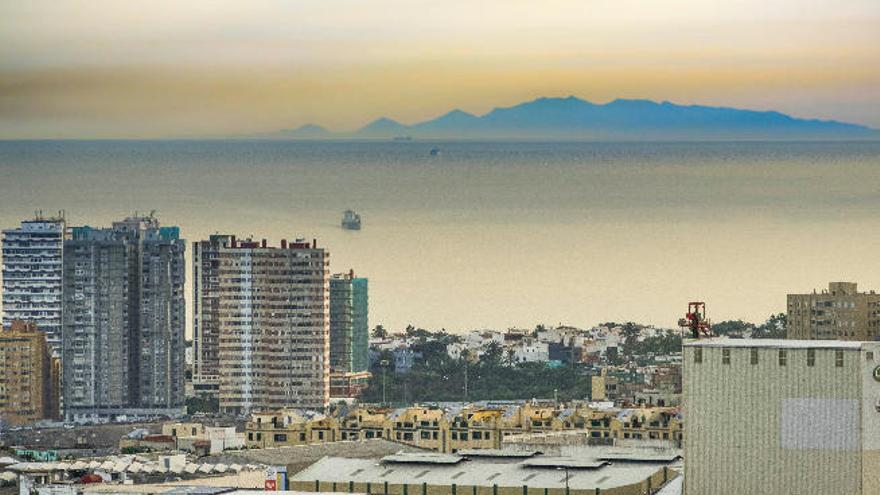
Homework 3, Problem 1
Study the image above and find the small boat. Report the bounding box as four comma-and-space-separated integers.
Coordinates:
429, 147, 441, 156
342, 210, 362, 230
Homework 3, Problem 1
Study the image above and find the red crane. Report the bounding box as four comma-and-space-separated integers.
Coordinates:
679, 302, 712, 339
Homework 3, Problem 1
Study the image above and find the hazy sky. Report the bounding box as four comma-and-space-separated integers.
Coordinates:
1, 0, 879, 138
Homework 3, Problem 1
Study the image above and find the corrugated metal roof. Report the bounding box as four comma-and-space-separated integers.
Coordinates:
292, 456, 674, 491
520, 457, 609, 469
457, 449, 540, 458
381, 454, 463, 465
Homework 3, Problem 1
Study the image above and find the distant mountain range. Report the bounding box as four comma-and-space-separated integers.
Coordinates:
257, 97, 877, 140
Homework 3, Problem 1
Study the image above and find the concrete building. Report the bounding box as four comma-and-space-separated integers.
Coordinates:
2, 214, 68, 349
62, 215, 186, 420
216, 237, 330, 415
787, 281, 880, 340
246, 402, 682, 453
192, 234, 234, 399
0, 321, 59, 425
329, 271, 370, 398
683, 338, 880, 495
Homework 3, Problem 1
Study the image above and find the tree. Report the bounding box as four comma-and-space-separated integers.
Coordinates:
753, 313, 786, 339
712, 320, 754, 337
480, 341, 503, 368
371, 325, 388, 339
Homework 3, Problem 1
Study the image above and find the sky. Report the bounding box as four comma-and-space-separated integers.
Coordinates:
1, 0, 879, 138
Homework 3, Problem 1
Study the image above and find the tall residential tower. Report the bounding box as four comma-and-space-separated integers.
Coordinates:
62, 215, 185, 420
192, 234, 233, 399
329, 271, 370, 397
2, 214, 68, 349
206, 237, 330, 415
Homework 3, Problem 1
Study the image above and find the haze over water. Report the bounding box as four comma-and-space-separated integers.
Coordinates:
1, 140, 878, 336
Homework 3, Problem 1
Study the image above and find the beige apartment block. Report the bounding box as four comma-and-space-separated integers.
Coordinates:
0, 321, 58, 425
216, 237, 330, 415
787, 281, 880, 340
684, 338, 880, 495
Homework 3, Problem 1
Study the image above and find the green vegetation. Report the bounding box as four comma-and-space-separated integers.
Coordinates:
362, 329, 591, 404
121, 446, 152, 455
186, 396, 219, 414
712, 313, 786, 339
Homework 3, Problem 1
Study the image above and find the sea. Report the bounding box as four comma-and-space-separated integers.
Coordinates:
1, 139, 879, 335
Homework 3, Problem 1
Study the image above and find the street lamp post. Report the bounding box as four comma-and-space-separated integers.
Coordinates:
379, 359, 390, 405
557, 466, 570, 495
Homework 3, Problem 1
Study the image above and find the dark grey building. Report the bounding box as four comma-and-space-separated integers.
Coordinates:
62, 215, 185, 421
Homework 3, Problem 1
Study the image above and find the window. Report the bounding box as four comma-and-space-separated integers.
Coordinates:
779, 349, 787, 367
836, 350, 844, 367
274, 434, 287, 442
868, 352, 874, 362
722, 349, 731, 365
694, 348, 703, 364
750, 348, 758, 365
472, 431, 482, 440
420, 431, 430, 439
299, 432, 306, 441
807, 349, 815, 367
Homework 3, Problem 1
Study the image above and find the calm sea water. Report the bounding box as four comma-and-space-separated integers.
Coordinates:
1, 140, 879, 334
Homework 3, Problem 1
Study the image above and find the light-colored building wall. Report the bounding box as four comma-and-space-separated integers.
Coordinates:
684, 339, 880, 495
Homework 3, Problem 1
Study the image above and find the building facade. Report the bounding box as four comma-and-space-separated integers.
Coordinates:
0, 321, 59, 425
245, 402, 683, 452
215, 237, 330, 415
2, 214, 68, 349
329, 271, 370, 397
683, 338, 880, 495
191, 234, 233, 399
787, 281, 880, 340
62, 215, 185, 420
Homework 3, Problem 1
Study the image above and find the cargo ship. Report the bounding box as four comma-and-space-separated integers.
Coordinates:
342, 210, 362, 230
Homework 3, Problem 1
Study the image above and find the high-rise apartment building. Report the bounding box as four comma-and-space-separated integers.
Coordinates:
62, 215, 185, 421
213, 237, 330, 415
0, 321, 59, 425
2, 214, 68, 349
683, 338, 880, 495
787, 282, 880, 340
192, 234, 233, 399
329, 271, 370, 398
329, 271, 369, 374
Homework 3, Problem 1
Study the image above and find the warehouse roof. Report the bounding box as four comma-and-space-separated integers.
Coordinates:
684, 339, 864, 350
292, 454, 676, 491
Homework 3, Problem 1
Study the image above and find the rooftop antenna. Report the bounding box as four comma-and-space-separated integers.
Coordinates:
679, 302, 712, 339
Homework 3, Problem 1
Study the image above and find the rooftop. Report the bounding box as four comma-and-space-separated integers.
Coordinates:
292, 450, 678, 491
684, 338, 865, 350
